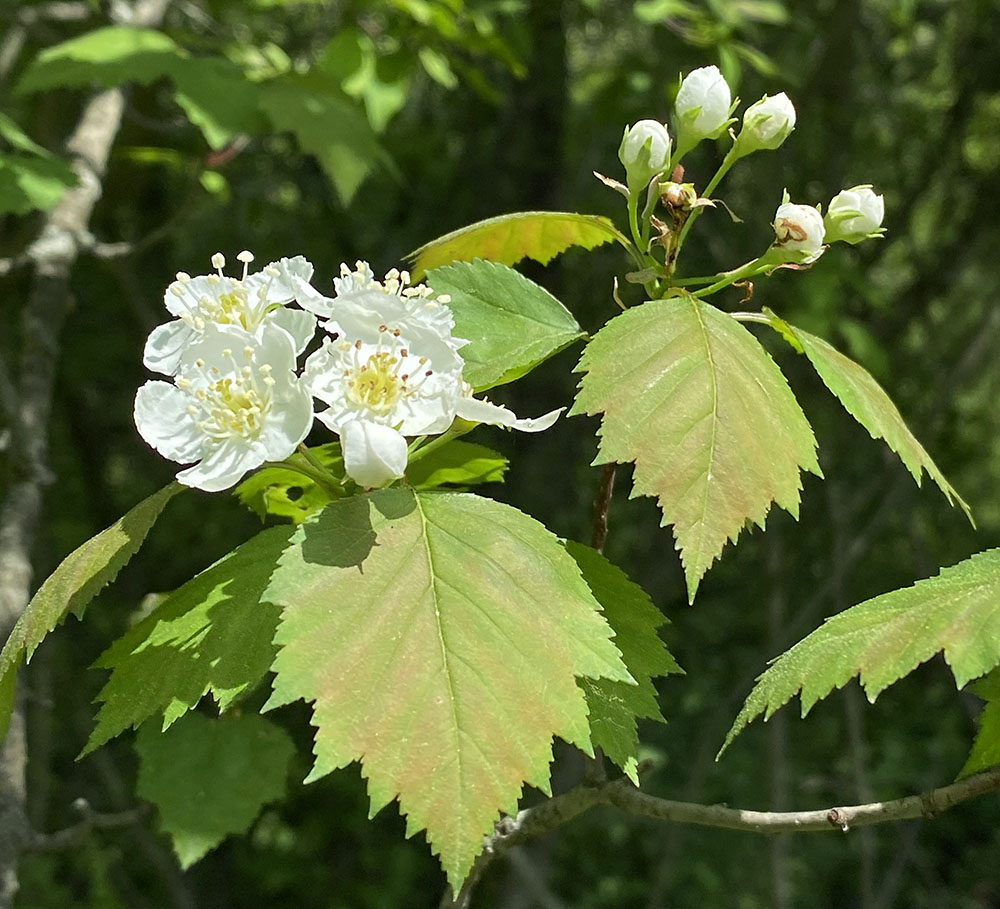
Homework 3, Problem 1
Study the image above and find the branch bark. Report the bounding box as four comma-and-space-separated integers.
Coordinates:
444, 767, 1000, 906
0, 2, 172, 905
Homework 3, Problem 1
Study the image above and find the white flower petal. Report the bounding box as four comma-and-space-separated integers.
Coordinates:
260, 382, 314, 460
143, 321, 195, 375
176, 439, 269, 492
134, 381, 204, 462
455, 397, 563, 432
268, 307, 317, 357
244, 255, 315, 304
341, 420, 407, 488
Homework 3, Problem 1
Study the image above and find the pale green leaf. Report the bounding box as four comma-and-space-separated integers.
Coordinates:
258, 75, 387, 204
0, 484, 181, 712
780, 321, 972, 523
405, 439, 508, 487
571, 298, 820, 602
15, 27, 183, 95
722, 549, 1000, 755
426, 259, 585, 390
961, 670, 1000, 778
83, 526, 292, 756
0, 154, 78, 215
566, 541, 682, 784
407, 212, 631, 281
136, 713, 295, 867
265, 489, 631, 888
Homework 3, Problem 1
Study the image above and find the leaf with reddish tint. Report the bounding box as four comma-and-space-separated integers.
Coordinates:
265, 489, 631, 888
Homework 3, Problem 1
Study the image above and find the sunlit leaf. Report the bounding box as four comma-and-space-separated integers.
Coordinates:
265, 489, 631, 888
961, 670, 1000, 779
136, 713, 295, 867
408, 212, 631, 280
571, 298, 820, 602
778, 320, 972, 523
722, 549, 1000, 755
427, 259, 585, 390
83, 526, 292, 756
0, 483, 181, 728
0, 154, 78, 215
15, 27, 183, 94
567, 541, 682, 784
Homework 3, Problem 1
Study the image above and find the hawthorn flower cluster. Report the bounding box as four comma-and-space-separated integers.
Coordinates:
618, 66, 886, 269
135, 254, 560, 491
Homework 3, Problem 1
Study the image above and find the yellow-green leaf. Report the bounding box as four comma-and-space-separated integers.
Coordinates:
407, 211, 630, 280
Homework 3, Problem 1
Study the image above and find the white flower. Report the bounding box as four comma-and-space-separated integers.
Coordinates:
619, 120, 671, 189
303, 265, 562, 487
135, 324, 313, 491
771, 201, 826, 263
143, 251, 318, 375
298, 261, 461, 350
735, 93, 796, 156
675, 65, 732, 142
824, 185, 886, 244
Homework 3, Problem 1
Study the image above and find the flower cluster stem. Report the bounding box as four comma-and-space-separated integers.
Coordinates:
673, 146, 739, 262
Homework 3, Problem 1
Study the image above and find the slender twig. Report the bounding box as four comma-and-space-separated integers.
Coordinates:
27, 800, 149, 852
443, 768, 1000, 907
589, 463, 616, 553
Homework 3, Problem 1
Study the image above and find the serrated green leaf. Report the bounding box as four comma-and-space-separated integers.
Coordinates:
571, 298, 820, 602
0, 153, 78, 215
136, 713, 294, 867
15, 27, 183, 95
566, 541, 682, 784
722, 549, 1000, 756
0, 483, 182, 740
265, 488, 631, 888
258, 75, 387, 203
406, 439, 508, 487
408, 212, 631, 281
961, 669, 1000, 779
83, 526, 292, 756
426, 259, 585, 390
779, 321, 972, 524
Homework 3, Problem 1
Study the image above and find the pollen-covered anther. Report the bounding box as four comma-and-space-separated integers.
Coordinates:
211, 252, 226, 271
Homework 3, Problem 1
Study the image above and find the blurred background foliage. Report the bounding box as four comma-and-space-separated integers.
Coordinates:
2, 0, 999, 905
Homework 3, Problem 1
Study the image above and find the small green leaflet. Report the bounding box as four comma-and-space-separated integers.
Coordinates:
136, 712, 295, 867
774, 319, 972, 524
566, 542, 682, 784
83, 526, 293, 756
427, 259, 585, 390
571, 297, 820, 603
722, 549, 1000, 756
235, 440, 507, 523
15, 27, 183, 94
407, 211, 631, 280
0, 483, 182, 740
961, 670, 1000, 779
265, 489, 631, 889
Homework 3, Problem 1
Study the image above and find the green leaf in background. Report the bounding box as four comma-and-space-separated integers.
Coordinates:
408, 211, 631, 280
136, 712, 295, 867
776, 320, 973, 524
0, 483, 182, 739
170, 57, 267, 149
722, 549, 1000, 756
259, 75, 388, 204
265, 488, 631, 888
15, 27, 183, 94
566, 541, 682, 784
961, 670, 1000, 778
83, 526, 292, 756
0, 112, 56, 158
571, 298, 821, 603
0, 154, 78, 215
426, 259, 585, 391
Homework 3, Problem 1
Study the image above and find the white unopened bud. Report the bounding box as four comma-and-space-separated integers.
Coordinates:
735, 93, 796, 157
772, 201, 825, 263
619, 119, 671, 190
824, 185, 885, 244
675, 65, 732, 143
